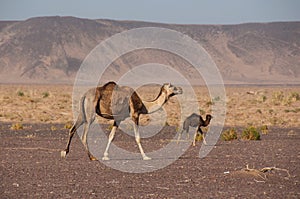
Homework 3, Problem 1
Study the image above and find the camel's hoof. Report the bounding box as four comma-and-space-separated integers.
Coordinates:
61, 150, 67, 158
102, 156, 110, 161
143, 156, 151, 160
89, 156, 98, 161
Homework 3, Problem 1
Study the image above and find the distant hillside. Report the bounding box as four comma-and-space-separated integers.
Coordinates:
0, 16, 299, 84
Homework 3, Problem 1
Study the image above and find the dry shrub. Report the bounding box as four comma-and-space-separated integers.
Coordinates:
288, 92, 300, 102
195, 133, 203, 142
222, 128, 238, 141
10, 123, 23, 130
42, 92, 50, 98
260, 125, 268, 135
50, 126, 57, 131
242, 126, 260, 140
272, 91, 284, 105
64, 122, 73, 129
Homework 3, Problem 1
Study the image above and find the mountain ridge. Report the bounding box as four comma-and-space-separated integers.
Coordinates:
0, 16, 299, 84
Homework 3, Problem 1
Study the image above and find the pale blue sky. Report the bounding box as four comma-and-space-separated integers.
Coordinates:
0, 0, 299, 24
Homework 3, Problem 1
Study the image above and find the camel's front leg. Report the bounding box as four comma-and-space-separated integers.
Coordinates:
82, 121, 97, 161
133, 122, 151, 160
61, 117, 84, 158
197, 127, 207, 145
102, 122, 118, 160
202, 134, 207, 145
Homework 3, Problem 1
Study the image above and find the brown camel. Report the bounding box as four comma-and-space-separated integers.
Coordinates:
61, 81, 183, 160
177, 113, 212, 146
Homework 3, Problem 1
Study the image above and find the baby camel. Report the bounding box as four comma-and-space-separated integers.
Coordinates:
177, 113, 212, 146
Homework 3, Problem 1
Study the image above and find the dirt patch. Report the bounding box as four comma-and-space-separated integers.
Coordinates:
1, 123, 299, 198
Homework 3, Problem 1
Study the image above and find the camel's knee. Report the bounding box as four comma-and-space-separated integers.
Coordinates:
135, 136, 141, 144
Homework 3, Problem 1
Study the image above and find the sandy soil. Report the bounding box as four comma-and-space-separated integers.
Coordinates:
0, 123, 299, 198
1, 84, 299, 127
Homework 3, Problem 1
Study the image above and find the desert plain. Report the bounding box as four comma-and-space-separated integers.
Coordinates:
0, 84, 299, 198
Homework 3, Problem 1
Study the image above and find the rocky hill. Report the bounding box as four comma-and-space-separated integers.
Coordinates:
0, 16, 299, 84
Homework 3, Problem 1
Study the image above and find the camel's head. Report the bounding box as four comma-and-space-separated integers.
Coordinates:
162, 83, 183, 98
206, 114, 213, 123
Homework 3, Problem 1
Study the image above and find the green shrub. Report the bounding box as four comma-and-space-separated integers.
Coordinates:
242, 126, 260, 140
17, 90, 24, 97
42, 92, 50, 98
222, 128, 238, 141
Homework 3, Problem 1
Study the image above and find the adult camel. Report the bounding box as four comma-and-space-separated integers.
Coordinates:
61, 81, 183, 160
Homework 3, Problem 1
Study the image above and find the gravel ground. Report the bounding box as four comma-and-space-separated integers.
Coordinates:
1, 123, 299, 198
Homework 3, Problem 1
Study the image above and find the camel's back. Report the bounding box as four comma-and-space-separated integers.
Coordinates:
186, 113, 203, 127
94, 82, 145, 119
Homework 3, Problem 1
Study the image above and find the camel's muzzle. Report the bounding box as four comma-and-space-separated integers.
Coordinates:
174, 87, 183, 95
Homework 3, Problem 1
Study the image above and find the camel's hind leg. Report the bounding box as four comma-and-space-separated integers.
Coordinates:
177, 120, 189, 144
80, 92, 96, 160
81, 120, 97, 160
61, 116, 84, 158
61, 89, 96, 160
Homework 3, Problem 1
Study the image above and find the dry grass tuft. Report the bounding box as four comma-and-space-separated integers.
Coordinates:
222, 128, 238, 141
241, 126, 260, 140
260, 125, 268, 135
64, 122, 73, 129
195, 133, 203, 142
10, 123, 24, 130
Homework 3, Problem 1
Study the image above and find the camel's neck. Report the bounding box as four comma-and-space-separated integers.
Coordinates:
203, 119, 211, 127
142, 91, 168, 114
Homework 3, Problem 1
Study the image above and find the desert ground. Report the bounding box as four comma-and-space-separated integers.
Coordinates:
1, 84, 300, 198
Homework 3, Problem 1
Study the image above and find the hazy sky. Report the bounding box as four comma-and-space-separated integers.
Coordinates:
1, 0, 300, 24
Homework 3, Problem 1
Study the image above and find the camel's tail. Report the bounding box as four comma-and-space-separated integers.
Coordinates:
72, 93, 87, 127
